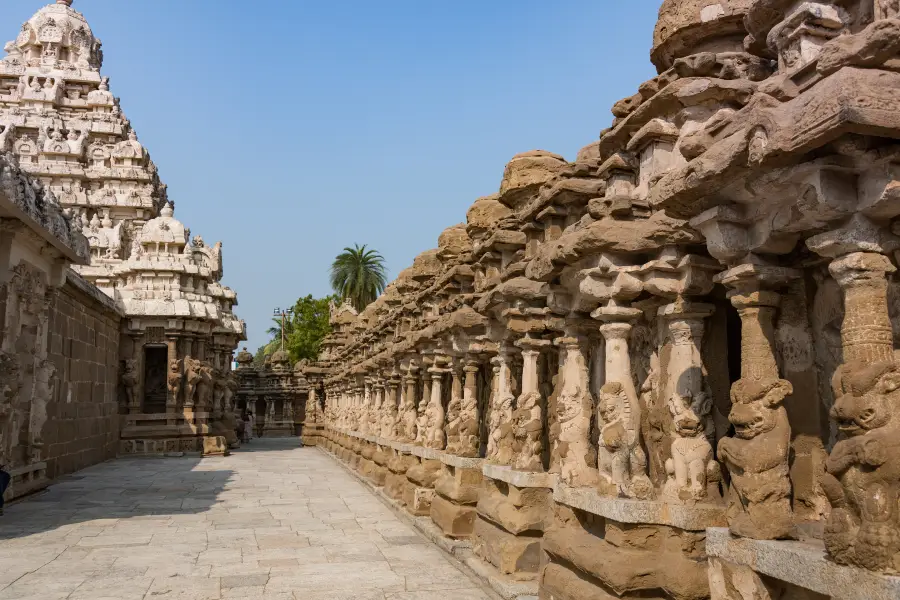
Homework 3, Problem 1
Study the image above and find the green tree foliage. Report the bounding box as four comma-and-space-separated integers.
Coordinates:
253, 345, 268, 366
258, 295, 334, 363
329, 244, 387, 311
284, 295, 333, 362
263, 316, 294, 356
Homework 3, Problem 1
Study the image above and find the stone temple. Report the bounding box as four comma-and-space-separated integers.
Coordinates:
0, 0, 247, 500
5, 1, 900, 599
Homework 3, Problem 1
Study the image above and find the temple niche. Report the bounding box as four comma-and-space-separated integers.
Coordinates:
0, 0, 245, 457
301, 1, 900, 599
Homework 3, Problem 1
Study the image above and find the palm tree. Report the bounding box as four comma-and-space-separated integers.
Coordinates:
263, 316, 293, 355
330, 244, 388, 311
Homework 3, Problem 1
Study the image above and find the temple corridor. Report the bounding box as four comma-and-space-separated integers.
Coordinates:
0, 439, 495, 600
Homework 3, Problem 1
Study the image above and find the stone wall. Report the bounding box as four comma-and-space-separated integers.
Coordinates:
43, 270, 122, 479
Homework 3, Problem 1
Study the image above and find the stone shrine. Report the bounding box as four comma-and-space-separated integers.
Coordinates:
233, 347, 308, 438
303, 2, 900, 598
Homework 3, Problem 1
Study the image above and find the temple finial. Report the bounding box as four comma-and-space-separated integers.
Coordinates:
57, 0, 73, 6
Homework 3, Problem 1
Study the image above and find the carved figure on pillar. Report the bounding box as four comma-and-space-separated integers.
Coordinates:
401, 374, 418, 443
486, 353, 515, 465
641, 353, 668, 485
595, 318, 651, 499
808, 227, 900, 571
359, 383, 372, 435
718, 377, 793, 538
660, 302, 720, 502
212, 371, 226, 417
425, 369, 446, 450
167, 358, 182, 409
664, 391, 719, 502
717, 273, 795, 540
554, 337, 597, 487
415, 372, 431, 445
444, 365, 464, 452
381, 380, 400, 439
29, 359, 55, 462
224, 371, 237, 414
597, 381, 651, 498
513, 344, 545, 472
196, 362, 214, 411
183, 356, 201, 409
459, 362, 481, 457
121, 358, 138, 412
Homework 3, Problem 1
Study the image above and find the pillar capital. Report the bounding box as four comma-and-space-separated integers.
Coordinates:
715, 262, 799, 295
590, 303, 642, 324
828, 251, 895, 287
597, 320, 633, 341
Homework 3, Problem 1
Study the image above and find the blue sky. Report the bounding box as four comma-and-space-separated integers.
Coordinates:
6, 0, 662, 353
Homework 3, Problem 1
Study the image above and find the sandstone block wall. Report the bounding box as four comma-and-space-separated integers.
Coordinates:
44, 271, 121, 479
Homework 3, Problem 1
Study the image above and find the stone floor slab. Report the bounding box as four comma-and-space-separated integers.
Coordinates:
0, 439, 498, 599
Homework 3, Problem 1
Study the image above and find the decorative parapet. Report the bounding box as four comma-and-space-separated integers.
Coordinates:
0, 153, 89, 264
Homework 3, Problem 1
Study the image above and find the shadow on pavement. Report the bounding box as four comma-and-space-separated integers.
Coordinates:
0, 437, 302, 541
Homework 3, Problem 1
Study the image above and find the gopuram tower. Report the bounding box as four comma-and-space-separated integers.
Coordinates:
0, 0, 246, 454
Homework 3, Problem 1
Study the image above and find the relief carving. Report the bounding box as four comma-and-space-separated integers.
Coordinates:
822, 361, 900, 572
664, 391, 720, 502
718, 378, 794, 540
121, 358, 138, 410
597, 381, 651, 498
167, 358, 182, 407
555, 338, 597, 487
486, 355, 515, 465
183, 357, 201, 409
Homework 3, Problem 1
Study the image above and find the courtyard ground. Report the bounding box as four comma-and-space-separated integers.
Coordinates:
0, 439, 496, 600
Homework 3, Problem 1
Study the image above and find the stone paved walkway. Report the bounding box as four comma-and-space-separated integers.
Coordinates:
0, 439, 496, 600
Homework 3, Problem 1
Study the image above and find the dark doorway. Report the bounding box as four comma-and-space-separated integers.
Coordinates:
477, 364, 491, 458
143, 346, 168, 413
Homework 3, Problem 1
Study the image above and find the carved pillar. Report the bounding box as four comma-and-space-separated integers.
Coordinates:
658, 301, 718, 502
165, 336, 179, 414
384, 375, 399, 439
444, 360, 464, 455
360, 380, 372, 434
373, 378, 385, 435
486, 348, 515, 465
401, 369, 417, 443
595, 304, 651, 499
265, 396, 274, 427
553, 335, 597, 487
307, 387, 317, 424
425, 365, 446, 450
717, 265, 795, 540
485, 356, 501, 461
808, 220, 900, 571
461, 360, 481, 458
415, 365, 432, 445
284, 393, 295, 423
512, 338, 548, 472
